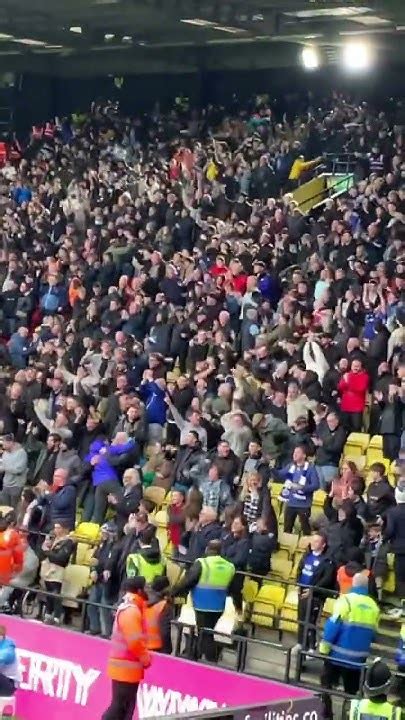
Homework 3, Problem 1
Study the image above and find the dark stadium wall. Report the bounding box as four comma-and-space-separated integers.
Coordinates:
16, 62, 405, 133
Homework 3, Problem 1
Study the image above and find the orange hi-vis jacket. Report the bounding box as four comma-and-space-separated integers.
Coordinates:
144, 600, 167, 650
107, 593, 151, 683
0, 529, 24, 585
337, 566, 370, 595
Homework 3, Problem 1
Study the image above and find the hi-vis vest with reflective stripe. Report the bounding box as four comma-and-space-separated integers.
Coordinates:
349, 699, 401, 720
144, 600, 166, 650
320, 590, 380, 667
108, 596, 149, 683
191, 555, 235, 612
126, 552, 165, 582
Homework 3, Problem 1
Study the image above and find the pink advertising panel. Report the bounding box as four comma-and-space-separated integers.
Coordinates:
2, 615, 311, 719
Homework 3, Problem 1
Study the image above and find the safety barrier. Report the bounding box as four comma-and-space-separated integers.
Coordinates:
0, 614, 311, 720
1, 581, 402, 720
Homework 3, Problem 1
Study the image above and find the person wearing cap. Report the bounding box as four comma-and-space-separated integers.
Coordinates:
103, 577, 151, 720
144, 576, 173, 654
319, 573, 380, 720
172, 539, 235, 661
87, 522, 118, 638
349, 659, 401, 720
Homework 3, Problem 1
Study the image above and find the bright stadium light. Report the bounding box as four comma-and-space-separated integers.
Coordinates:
301, 45, 320, 70
342, 41, 372, 71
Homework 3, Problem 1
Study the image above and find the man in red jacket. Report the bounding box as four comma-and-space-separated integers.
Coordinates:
338, 359, 369, 432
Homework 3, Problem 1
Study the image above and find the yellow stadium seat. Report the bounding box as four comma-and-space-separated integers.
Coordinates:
61, 565, 91, 609
343, 444, 363, 458
383, 571, 396, 594
270, 557, 293, 581
366, 448, 384, 467
73, 522, 101, 544
270, 483, 285, 499
345, 432, 370, 453
279, 606, 298, 634
144, 486, 166, 507
260, 583, 285, 608
313, 490, 326, 507
278, 532, 298, 558
272, 548, 290, 562
242, 578, 259, 604
251, 586, 277, 628
284, 587, 299, 609
298, 535, 312, 552
369, 435, 383, 450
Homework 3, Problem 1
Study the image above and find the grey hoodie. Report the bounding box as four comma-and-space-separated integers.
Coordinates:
0, 444, 28, 489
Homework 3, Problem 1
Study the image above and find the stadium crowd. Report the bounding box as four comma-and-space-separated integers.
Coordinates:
0, 93, 403, 699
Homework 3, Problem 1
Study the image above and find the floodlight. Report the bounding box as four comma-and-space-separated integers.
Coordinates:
301, 45, 320, 70
342, 41, 372, 71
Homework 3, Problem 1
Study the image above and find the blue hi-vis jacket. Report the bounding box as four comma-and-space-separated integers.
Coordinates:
396, 623, 405, 667
319, 587, 380, 667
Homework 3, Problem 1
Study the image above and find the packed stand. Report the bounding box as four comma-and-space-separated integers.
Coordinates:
0, 97, 403, 667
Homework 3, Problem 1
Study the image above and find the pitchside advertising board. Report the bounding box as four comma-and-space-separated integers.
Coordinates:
2, 616, 319, 720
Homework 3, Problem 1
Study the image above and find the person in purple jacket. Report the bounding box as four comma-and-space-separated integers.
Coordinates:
84, 435, 137, 524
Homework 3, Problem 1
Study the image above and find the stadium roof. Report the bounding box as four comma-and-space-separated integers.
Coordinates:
0, 0, 404, 75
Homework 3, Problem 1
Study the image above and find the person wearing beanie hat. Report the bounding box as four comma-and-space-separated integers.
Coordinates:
384, 479, 405, 605
103, 574, 150, 720
349, 659, 401, 720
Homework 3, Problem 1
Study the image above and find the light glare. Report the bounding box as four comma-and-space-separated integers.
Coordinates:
301, 45, 320, 70
343, 41, 372, 70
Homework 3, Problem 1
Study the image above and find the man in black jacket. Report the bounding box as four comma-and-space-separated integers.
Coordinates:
106, 467, 143, 536
181, 506, 222, 563
295, 533, 336, 652
86, 522, 118, 637
314, 412, 347, 490
366, 463, 396, 521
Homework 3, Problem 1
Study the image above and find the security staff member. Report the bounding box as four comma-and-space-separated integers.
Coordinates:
125, 526, 165, 583
144, 576, 173, 654
349, 659, 401, 720
319, 573, 380, 720
102, 577, 151, 720
172, 539, 235, 661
